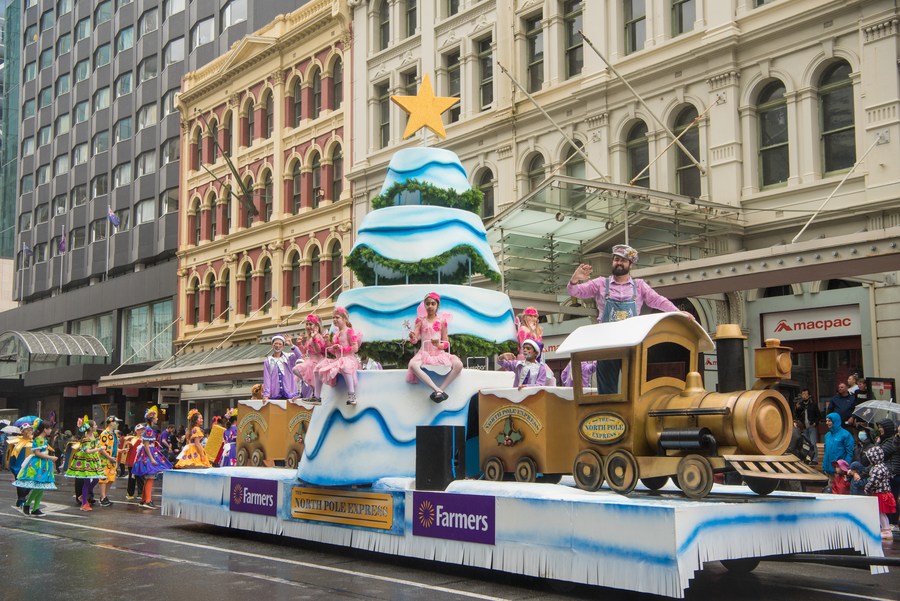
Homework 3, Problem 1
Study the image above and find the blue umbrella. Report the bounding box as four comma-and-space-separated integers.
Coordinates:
13, 415, 40, 428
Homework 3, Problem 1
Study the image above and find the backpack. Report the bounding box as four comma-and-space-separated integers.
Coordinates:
794, 433, 815, 463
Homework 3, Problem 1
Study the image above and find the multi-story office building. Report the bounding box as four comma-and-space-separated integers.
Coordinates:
0, 0, 311, 427
347, 0, 900, 399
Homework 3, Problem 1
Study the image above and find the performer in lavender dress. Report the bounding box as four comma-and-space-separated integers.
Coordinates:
263, 334, 303, 400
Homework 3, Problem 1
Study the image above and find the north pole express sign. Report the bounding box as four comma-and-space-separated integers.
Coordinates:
761, 305, 860, 342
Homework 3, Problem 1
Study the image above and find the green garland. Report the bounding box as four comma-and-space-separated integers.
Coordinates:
347, 245, 500, 286
360, 336, 518, 368
371, 180, 484, 214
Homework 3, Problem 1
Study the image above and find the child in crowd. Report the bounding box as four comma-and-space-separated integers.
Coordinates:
295, 314, 327, 404
13, 420, 57, 517
516, 307, 543, 359
175, 409, 211, 468
863, 446, 896, 541
132, 407, 172, 509
406, 292, 463, 403
498, 339, 555, 389
848, 461, 868, 496
315, 307, 362, 405
65, 418, 105, 512
830, 459, 851, 495
123, 423, 146, 500
218, 408, 238, 467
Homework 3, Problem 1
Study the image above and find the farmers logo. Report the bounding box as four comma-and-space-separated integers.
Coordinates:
232, 482, 244, 505
417, 499, 436, 528
774, 320, 793, 332
412, 491, 495, 545
229, 477, 278, 517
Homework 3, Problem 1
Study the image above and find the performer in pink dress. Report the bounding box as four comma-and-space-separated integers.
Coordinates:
516, 306, 543, 359
314, 307, 362, 405
294, 314, 327, 404
406, 292, 463, 403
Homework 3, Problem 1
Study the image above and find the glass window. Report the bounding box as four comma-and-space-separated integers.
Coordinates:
33, 244, 47, 263
71, 227, 86, 249
819, 62, 856, 173
75, 59, 91, 82
94, 86, 110, 111
57, 33, 72, 56
377, 0, 390, 50
291, 163, 302, 212
478, 169, 495, 218
114, 117, 132, 142
35, 203, 49, 223
264, 92, 274, 136
136, 150, 156, 176
758, 81, 789, 187
40, 47, 53, 69
333, 147, 343, 200
123, 299, 174, 364
404, 70, 418, 96
136, 199, 156, 224
446, 0, 460, 17
37, 165, 50, 185
161, 138, 180, 165
20, 213, 33, 231
58, 0, 73, 15
114, 209, 130, 231
24, 99, 36, 118
333, 59, 343, 109
445, 50, 460, 123
405, 0, 417, 37
139, 8, 158, 35
39, 125, 52, 146
25, 25, 37, 45
93, 130, 110, 154
310, 249, 320, 300
163, 0, 185, 19
55, 113, 71, 135
624, 0, 646, 55
376, 82, 390, 149
139, 56, 157, 82
191, 17, 214, 50
292, 79, 303, 126
56, 74, 71, 95
71, 184, 87, 206
24, 61, 37, 82
72, 143, 88, 165
22, 137, 35, 156
477, 38, 493, 110
162, 88, 178, 116
161, 189, 178, 214
92, 174, 109, 197
21, 175, 34, 194
311, 72, 321, 119
74, 101, 89, 123
525, 15, 544, 92
115, 72, 133, 97
90, 219, 108, 243
564, 1, 583, 78
221, 0, 247, 29
674, 107, 701, 197
672, 0, 695, 36
76, 17, 91, 40
52, 194, 67, 216
627, 121, 650, 188
163, 37, 184, 66
96, 1, 112, 24
40, 9, 55, 31
116, 26, 134, 53
137, 103, 158, 128
113, 162, 132, 187
263, 173, 274, 219
95, 43, 111, 67
39, 86, 52, 107
527, 154, 545, 192
117, 0, 134, 8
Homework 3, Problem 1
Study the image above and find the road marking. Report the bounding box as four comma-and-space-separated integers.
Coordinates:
0, 511, 510, 601
800, 586, 898, 601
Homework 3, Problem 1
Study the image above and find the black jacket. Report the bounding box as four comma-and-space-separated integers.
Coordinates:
877, 420, 900, 476
794, 398, 820, 427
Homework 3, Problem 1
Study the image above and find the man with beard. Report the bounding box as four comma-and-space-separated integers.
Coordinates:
567, 244, 685, 393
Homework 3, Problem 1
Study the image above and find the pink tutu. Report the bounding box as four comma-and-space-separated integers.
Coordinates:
296, 356, 322, 385
317, 355, 361, 386
876, 491, 897, 514
406, 346, 457, 383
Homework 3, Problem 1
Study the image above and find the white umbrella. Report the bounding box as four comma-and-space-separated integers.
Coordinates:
1, 425, 22, 435
852, 400, 900, 427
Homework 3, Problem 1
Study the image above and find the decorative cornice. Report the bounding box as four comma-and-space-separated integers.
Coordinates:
497, 145, 512, 159
706, 70, 740, 91
586, 112, 608, 129
863, 17, 898, 43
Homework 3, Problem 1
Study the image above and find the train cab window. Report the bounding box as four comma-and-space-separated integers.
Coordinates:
646, 342, 690, 382
573, 353, 629, 403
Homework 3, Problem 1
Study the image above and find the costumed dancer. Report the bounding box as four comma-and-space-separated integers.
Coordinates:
314, 306, 362, 405
294, 314, 327, 404
97, 416, 121, 507
122, 423, 145, 500
516, 306, 543, 359
262, 334, 303, 401
65, 418, 105, 512
132, 406, 172, 509
406, 292, 463, 403
561, 361, 597, 387
175, 409, 211, 468
498, 339, 555, 389
13, 420, 57, 517
8, 421, 34, 510
217, 408, 238, 467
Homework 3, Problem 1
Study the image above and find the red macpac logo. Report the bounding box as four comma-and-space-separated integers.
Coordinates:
774, 317, 852, 333
774, 320, 793, 332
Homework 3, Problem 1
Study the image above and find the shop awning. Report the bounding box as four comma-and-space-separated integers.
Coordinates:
0, 330, 109, 357
98, 344, 271, 388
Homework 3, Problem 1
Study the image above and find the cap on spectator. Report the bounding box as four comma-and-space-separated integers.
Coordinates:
832, 459, 851, 472
134, 423, 146, 432
612, 244, 638, 264
105, 415, 122, 423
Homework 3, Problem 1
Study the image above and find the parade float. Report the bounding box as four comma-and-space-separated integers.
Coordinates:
162, 76, 889, 597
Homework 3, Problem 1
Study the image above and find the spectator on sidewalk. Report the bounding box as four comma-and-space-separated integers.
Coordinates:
823, 412, 854, 491
863, 446, 896, 541
827, 384, 855, 426
794, 388, 820, 463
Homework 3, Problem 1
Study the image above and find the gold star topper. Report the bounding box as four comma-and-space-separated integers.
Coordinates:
391, 73, 460, 140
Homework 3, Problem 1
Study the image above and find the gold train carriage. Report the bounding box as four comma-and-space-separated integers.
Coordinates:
234, 399, 313, 468
478, 313, 825, 499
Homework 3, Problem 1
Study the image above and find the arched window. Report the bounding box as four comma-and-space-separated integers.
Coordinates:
244, 177, 255, 226
223, 196, 231, 234
291, 253, 301, 307
263, 91, 273, 138
331, 242, 343, 299
311, 70, 322, 119
292, 79, 302, 126
674, 107, 700, 197
377, 1, 390, 50
332, 59, 343, 109
193, 200, 202, 244
223, 112, 232, 156
246, 103, 255, 144
263, 172, 274, 220
311, 153, 322, 208
209, 121, 219, 163
626, 121, 650, 188
207, 277, 216, 323
527, 154, 545, 193
210, 198, 218, 239
192, 128, 202, 169
758, 81, 788, 187
332, 147, 343, 200
292, 162, 302, 212
221, 268, 231, 322
819, 62, 855, 173
478, 169, 495, 218
262, 259, 272, 314
241, 263, 252, 315
564, 142, 586, 208
310, 247, 321, 301
191, 279, 200, 326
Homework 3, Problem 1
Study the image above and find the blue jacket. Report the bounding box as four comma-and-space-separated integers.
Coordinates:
823, 412, 854, 474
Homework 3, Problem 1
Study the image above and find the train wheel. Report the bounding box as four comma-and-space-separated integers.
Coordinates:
676, 455, 714, 500
250, 449, 265, 467
604, 450, 639, 495
285, 450, 300, 470
483, 456, 505, 481
515, 457, 537, 483
640, 476, 669, 491
537, 474, 563, 484
573, 449, 604, 491
721, 558, 761, 573
236, 447, 249, 467
745, 477, 779, 496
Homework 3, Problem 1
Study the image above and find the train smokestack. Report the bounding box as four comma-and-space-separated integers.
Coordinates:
714, 324, 747, 393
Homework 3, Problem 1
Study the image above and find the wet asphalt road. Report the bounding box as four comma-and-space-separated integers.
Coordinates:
1, 471, 898, 601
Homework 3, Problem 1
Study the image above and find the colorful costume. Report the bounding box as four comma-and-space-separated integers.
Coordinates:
98, 429, 119, 483
175, 426, 211, 468
297, 333, 327, 391
316, 328, 362, 387
263, 343, 304, 399
132, 426, 173, 477
219, 424, 237, 467
406, 315, 458, 384
65, 434, 105, 479
13, 437, 57, 490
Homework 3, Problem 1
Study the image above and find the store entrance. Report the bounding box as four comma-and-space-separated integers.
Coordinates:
783, 336, 862, 413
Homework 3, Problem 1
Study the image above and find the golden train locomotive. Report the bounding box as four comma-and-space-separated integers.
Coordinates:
478, 313, 825, 499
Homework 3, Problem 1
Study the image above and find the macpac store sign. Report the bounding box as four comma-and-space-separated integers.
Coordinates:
761, 305, 860, 341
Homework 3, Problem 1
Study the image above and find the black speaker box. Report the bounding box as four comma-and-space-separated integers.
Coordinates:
415, 425, 465, 491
